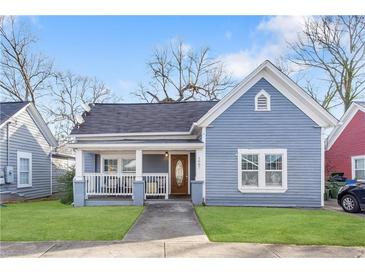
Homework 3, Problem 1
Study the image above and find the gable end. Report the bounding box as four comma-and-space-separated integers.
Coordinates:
196, 60, 337, 128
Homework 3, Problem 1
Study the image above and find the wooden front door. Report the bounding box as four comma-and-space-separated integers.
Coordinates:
171, 154, 189, 195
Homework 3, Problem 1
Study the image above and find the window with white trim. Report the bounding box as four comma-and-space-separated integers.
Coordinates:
103, 158, 118, 173
238, 149, 287, 193
122, 159, 136, 173
352, 155, 365, 181
17, 151, 32, 188
255, 90, 271, 111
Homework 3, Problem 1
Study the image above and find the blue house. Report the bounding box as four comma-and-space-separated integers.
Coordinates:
69, 61, 337, 207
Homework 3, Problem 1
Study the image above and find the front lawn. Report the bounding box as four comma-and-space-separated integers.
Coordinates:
0, 200, 143, 241
195, 206, 365, 246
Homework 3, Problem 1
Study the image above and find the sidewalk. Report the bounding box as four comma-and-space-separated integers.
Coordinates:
1, 240, 364, 258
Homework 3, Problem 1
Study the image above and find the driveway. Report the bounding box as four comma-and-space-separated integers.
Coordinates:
325, 199, 365, 218
123, 201, 208, 242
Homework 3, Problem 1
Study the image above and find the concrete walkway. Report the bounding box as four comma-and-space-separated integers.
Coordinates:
123, 201, 208, 242
1, 240, 365, 258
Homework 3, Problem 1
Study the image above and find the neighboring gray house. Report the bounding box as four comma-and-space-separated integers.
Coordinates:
69, 61, 337, 207
0, 101, 71, 202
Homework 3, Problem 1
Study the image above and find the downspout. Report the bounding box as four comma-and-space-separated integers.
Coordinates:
50, 147, 53, 195
7, 122, 10, 166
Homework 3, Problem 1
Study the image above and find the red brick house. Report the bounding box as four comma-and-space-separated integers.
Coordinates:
326, 102, 365, 182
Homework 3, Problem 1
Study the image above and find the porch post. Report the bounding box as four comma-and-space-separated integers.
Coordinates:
73, 149, 85, 207
135, 149, 143, 181
133, 149, 144, 205
75, 149, 84, 180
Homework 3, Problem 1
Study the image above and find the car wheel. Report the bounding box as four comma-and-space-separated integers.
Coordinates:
341, 195, 360, 213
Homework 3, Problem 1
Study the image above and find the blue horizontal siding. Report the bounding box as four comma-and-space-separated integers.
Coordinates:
0, 110, 52, 199
84, 153, 97, 173
205, 78, 322, 208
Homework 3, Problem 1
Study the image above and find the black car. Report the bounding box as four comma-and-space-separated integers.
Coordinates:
337, 182, 365, 213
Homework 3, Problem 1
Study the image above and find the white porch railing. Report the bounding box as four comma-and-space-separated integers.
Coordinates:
84, 173, 135, 196
83, 173, 169, 199
143, 173, 169, 199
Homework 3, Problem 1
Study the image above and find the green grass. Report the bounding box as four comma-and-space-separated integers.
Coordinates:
195, 206, 365, 246
0, 200, 143, 241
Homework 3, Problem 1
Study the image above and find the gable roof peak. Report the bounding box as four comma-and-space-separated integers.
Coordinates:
326, 101, 365, 150
196, 60, 338, 128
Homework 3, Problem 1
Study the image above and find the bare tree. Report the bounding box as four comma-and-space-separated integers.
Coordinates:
287, 16, 365, 111
275, 56, 339, 110
46, 71, 117, 141
0, 16, 53, 103
133, 40, 234, 103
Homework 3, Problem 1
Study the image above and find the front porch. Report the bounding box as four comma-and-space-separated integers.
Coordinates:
72, 148, 205, 206
84, 172, 170, 200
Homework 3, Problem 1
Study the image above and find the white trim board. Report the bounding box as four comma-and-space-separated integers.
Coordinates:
196, 60, 337, 128
326, 102, 365, 150
68, 142, 204, 150
321, 128, 325, 207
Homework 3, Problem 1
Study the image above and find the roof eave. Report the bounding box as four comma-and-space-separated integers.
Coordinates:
67, 142, 204, 150
71, 131, 194, 138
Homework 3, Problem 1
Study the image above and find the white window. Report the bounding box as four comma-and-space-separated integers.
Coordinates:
238, 149, 287, 193
352, 155, 365, 182
101, 154, 136, 174
255, 90, 271, 111
17, 151, 32, 188
103, 158, 118, 173
122, 159, 136, 173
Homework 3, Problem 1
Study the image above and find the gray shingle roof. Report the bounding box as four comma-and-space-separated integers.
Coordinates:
0, 101, 29, 125
71, 101, 217, 135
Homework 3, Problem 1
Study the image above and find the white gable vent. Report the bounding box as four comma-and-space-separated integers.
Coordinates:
255, 90, 271, 111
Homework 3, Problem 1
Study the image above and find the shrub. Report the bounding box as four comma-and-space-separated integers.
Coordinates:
59, 169, 75, 205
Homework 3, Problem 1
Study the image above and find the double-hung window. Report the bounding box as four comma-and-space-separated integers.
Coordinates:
238, 149, 287, 193
352, 155, 365, 182
17, 151, 32, 188
103, 158, 118, 173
